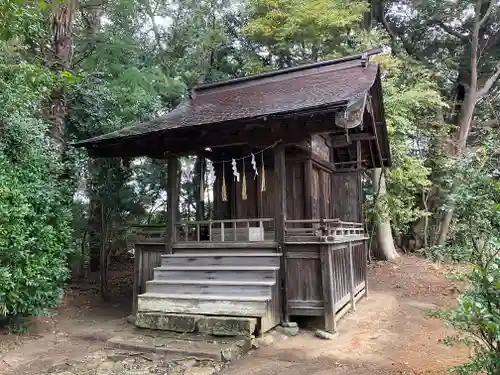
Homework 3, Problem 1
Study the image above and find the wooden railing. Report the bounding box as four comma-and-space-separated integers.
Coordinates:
285, 231, 368, 332
285, 218, 366, 242
174, 218, 275, 242
131, 224, 167, 243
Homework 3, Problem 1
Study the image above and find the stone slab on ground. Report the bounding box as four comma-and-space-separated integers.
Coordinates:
105, 330, 251, 362
47, 349, 224, 375
135, 312, 258, 336
135, 311, 201, 333
198, 316, 257, 336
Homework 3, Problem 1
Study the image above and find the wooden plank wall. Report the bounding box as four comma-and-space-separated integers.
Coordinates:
132, 243, 164, 314
331, 172, 362, 222
210, 144, 363, 225
212, 152, 306, 224
285, 240, 368, 331
286, 243, 323, 316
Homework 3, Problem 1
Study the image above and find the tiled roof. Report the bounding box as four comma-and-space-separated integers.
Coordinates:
74, 52, 381, 148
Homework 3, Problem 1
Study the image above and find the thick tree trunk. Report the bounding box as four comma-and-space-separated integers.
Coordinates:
47, 0, 76, 146
195, 155, 206, 221
372, 168, 399, 261
437, 75, 478, 246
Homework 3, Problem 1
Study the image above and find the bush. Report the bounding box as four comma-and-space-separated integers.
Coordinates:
436, 145, 500, 375
0, 62, 72, 324
447, 257, 500, 374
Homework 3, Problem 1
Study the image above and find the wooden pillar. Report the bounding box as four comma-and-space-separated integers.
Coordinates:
274, 144, 289, 323
166, 155, 179, 253
320, 245, 336, 332
303, 158, 313, 219
318, 169, 326, 219
132, 248, 143, 315
348, 241, 356, 311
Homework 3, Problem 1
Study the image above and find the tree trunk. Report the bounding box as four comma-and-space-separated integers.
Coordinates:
87, 158, 102, 272
47, 0, 76, 146
195, 155, 206, 221
437, 76, 478, 246
372, 168, 399, 260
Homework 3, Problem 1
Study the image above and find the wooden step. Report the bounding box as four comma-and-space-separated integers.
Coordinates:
161, 253, 281, 267
172, 242, 277, 249
154, 267, 277, 281
137, 293, 268, 317
145, 279, 274, 297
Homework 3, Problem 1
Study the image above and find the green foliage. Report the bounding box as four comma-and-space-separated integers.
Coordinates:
432, 146, 500, 375
0, 62, 71, 322
244, 0, 367, 64
363, 56, 444, 234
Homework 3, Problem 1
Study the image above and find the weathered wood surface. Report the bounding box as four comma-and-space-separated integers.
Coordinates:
137, 293, 268, 317
145, 280, 273, 297
154, 268, 277, 281
174, 218, 275, 243
285, 238, 368, 331
160, 253, 281, 267
286, 243, 323, 317
133, 243, 164, 314
166, 155, 179, 253
331, 172, 362, 222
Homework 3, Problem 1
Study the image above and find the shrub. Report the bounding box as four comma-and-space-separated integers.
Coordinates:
436, 145, 500, 375
0, 62, 72, 324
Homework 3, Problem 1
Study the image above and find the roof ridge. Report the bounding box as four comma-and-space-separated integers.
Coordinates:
193, 47, 383, 93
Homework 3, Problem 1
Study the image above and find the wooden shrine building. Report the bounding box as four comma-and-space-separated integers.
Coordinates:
74, 49, 391, 336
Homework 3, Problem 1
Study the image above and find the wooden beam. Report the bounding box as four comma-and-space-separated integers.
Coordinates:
331, 133, 375, 148
356, 140, 362, 170
368, 98, 385, 167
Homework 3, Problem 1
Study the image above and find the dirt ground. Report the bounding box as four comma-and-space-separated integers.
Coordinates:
0, 255, 471, 375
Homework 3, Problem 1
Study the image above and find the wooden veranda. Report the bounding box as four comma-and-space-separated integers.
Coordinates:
74, 49, 391, 335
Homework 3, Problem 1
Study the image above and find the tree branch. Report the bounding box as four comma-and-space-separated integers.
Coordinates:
379, 13, 431, 67
478, 0, 496, 28
427, 19, 468, 42
477, 61, 500, 98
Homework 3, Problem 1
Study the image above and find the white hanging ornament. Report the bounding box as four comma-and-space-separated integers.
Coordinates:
207, 159, 214, 177
231, 158, 240, 182
251, 153, 258, 179
221, 161, 228, 202
242, 161, 247, 200
260, 153, 266, 192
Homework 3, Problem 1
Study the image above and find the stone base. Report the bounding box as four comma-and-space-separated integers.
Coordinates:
106, 331, 251, 362
135, 312, 257, 337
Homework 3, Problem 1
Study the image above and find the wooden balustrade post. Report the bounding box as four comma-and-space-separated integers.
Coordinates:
348, 241, 356, 311
364, 239, 369, 298
132, 248, 142, 315
321, 245, 336, 332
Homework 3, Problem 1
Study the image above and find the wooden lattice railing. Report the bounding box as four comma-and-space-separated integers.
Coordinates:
174, 218, 275, 242
284, 219, 366, 242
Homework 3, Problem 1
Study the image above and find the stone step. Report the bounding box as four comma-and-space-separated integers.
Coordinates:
145, 279, 274, 297
137, 292, 268, 317
106, 331, 251, 362
161, 253, 281, 267
153, 266, 278, 282
135, 312, 258, 336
